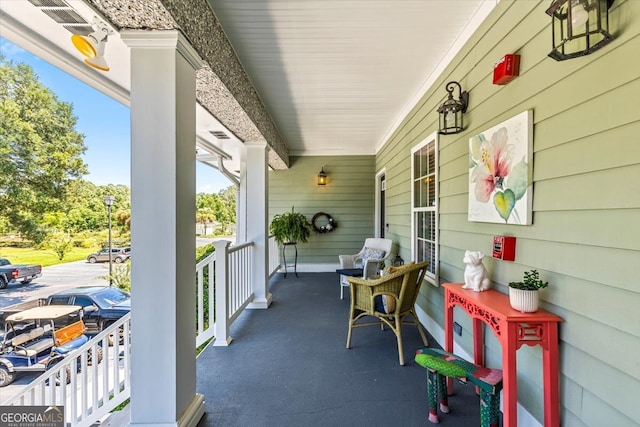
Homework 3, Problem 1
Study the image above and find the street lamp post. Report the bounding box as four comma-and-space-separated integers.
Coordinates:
103, 195, 115, 287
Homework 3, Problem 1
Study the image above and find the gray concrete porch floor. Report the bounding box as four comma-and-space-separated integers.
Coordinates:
196, 272, 491, 427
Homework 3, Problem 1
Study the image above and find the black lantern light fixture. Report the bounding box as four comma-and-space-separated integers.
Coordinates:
546, 0, 615, 61
317, 166, 328, 186
437, 81, 469, 135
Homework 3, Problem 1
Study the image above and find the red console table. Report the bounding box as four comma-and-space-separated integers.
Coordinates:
442, 283, 562, 427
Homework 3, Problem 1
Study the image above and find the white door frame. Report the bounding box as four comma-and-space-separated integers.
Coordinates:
374, 167, 386, 238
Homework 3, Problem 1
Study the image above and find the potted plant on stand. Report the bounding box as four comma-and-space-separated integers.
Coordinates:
508, 269, 548, 312
270, 206, 312, 245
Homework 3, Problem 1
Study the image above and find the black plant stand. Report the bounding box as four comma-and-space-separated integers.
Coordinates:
281, 242, 298, 278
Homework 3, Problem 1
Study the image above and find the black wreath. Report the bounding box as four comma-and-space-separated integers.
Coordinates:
312, 212, 338, 233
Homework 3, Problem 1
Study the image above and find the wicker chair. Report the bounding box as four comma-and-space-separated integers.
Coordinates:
346, 261, 430, 365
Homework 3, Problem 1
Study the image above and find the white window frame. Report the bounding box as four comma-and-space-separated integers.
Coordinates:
410, 132, 439, 286
375, 167, 386, 238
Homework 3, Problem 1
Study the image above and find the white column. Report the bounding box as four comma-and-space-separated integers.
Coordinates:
244, 141, 271, 308
121, 30, 204, 427
236, 148, 247, 243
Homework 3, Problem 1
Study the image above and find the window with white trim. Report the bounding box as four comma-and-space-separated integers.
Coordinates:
411, 133, 438, 285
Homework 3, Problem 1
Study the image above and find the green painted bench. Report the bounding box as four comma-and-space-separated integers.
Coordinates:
415, 347, 503, 427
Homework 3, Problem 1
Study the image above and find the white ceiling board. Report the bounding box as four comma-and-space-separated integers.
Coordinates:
209, 0, 496, 156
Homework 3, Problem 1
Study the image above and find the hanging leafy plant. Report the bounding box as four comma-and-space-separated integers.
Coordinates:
269, 206, 312, 245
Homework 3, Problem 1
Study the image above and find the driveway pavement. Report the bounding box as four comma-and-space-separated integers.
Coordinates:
0, 260, 109, 309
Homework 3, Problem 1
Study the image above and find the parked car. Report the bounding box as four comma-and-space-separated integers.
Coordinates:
46, 286, 130, 335
0, 298, 46, 324
0, 258, 42, 289
86, 247, 131, 264
0, 305, 94, 387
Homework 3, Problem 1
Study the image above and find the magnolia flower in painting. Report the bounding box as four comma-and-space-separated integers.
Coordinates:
469, 127, 514, 203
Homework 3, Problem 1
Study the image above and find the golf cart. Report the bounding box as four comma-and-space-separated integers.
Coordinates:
0, 305, 94, 387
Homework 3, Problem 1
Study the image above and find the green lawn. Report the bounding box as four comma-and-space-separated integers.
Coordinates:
0, 247, 97, 267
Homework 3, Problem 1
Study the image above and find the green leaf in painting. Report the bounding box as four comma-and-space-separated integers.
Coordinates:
468, 133, 485, 169
493, 189, 516, 222
506, 157, 529, 201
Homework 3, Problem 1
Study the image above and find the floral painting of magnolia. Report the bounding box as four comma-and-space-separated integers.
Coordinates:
468, 110, 533, 225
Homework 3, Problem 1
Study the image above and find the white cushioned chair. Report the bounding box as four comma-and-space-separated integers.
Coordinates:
337, 238, 393, 299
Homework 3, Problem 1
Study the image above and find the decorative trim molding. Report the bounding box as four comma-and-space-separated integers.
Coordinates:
177, 393, 206, 427
120, 30, 202, 70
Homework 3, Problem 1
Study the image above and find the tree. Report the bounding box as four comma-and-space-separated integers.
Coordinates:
196, 207, 216, 236
61, 181, 131, 233
196, 186, 236, 237
217, 186, 236, 234
0, 56, 87, 242
100, 262, 131, 292
46, 232, 73, 261
115, 209, 131, 231
196, 187, 236, 235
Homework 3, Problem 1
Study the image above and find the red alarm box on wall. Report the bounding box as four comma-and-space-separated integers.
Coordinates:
493, 54, 521, 85
493, 236, 516, 261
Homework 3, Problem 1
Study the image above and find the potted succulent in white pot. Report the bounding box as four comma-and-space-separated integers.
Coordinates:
508, 269, 548, 312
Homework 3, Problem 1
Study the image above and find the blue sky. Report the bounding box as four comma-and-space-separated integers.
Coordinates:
0, 37, 231, 194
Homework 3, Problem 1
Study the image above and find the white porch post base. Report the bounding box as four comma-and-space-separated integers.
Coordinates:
248, 293, 273, 309
126, 394, 205, 427
213, 336, 233, 346
178, 393, 205, 427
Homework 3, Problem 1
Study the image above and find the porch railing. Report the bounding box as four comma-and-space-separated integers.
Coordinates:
3, 314, 131, 427
196, 236, 279, 347
4, 235, 279, 426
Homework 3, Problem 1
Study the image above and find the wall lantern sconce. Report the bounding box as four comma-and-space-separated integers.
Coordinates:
71, 18, 113, 72
436, 81, 469, 135
546, 0, 615, 61
317, 167, 328, 186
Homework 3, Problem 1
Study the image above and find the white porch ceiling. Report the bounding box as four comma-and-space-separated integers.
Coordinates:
208, 0, 496, 156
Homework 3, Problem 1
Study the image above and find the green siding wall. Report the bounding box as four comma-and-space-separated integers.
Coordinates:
268, 156, 376, 266
377, 1, 640, 426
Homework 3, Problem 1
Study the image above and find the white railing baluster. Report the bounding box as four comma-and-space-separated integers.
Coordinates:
101, 335, 109, 412
197, 267, 204, 336
208, 259, 215, 329
80, 351, 88, 421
